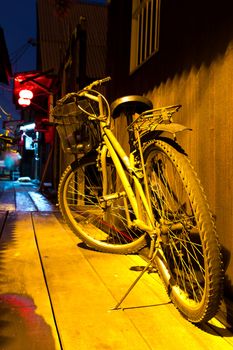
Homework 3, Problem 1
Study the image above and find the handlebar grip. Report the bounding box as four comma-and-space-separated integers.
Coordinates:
83, 76, 111, 90
99, 76, 111, 84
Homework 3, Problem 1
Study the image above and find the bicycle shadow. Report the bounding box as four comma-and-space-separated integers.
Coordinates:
77, 241, 138, 255
77, 241, 97, 251
221, 246, 233, 329
198, 319, 233, 337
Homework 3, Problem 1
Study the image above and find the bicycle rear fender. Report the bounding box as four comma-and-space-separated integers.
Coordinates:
151, 122, 191, 135
140, 122, 191, 141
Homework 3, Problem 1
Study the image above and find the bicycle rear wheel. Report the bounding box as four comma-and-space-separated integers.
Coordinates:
58, 153, 147, 253
143, 139, 223, 323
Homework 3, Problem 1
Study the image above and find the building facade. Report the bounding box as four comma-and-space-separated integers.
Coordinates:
107, 0, 233, 325
36, 0, 108, 190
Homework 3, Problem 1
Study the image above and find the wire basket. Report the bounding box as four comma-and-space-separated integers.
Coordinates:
52, 99, 100, 154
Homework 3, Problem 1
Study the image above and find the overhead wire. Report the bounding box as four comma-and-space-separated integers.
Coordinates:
11, 44, 32, 65
10, 42, 29, 62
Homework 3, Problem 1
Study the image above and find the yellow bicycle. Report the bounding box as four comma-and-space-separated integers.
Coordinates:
53, 77, 223, 323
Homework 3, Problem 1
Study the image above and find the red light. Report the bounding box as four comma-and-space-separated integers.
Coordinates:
19, 89, 33, 99
18, 97, 31, 107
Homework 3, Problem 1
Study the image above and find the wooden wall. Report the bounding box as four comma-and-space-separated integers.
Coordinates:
107, 0, 233, 302
146, 45, 233, 300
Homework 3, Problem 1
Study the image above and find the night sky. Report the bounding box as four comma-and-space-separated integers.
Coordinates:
0, 1, 36, 125
0, 0, 107, 129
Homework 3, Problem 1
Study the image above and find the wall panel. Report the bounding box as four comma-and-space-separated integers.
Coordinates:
146, 43, 233, 297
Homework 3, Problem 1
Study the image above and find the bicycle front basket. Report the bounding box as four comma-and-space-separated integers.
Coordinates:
52, 99, 100, 154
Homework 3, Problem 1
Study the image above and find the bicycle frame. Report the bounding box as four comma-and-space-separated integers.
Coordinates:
78, 83, 193, 241
79, 89, 159, 237
101, 126, 156, 233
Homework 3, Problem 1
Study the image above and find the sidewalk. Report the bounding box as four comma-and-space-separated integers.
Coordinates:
0, 180, 232, 349
0, 179, 56, 212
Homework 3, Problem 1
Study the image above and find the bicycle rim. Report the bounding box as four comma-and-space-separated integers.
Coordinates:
143, 139, 223, 323
58, 155, 147, 253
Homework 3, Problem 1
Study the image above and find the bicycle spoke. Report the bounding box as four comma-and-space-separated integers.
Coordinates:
146, 148, 207, 304
61, 160, 146, 247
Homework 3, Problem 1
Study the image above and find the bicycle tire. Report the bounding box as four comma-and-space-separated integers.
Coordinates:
143, 139, 223, 323
58, 153, 147, 253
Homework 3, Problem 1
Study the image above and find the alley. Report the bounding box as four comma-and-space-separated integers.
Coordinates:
0, 180, 232, 350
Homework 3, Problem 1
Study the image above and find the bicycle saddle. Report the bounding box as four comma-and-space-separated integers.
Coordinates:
111, 95, 153, 118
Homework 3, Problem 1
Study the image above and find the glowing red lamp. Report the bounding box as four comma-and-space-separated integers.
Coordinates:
19, 89, 34, 99
18, 97, 31, 107
18, 88, 34, 107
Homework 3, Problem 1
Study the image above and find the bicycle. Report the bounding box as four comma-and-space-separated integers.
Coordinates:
52, 77, 223, 324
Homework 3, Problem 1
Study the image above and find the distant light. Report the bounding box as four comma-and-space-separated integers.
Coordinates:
19, 89, 34, 99
20, 123, 36, 131
18, 97, 31, 107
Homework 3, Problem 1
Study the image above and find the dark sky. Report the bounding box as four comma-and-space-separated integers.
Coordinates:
0, 0, 107, 127
0, 1, 37, 124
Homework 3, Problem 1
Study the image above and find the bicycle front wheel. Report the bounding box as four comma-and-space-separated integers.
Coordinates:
143, 139, 223, 323
58, 154, 147, 253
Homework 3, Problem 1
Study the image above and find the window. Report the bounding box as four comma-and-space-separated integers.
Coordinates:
130, 0, 161, 73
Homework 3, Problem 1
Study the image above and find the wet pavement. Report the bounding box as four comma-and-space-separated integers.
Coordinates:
0, 179, 232, 349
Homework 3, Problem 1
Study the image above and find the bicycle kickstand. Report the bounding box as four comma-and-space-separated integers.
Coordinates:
111, 236, 158, 310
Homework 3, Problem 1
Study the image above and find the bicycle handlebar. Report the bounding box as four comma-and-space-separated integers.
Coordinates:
83, 76, 111, 90
56, 77, 111, 106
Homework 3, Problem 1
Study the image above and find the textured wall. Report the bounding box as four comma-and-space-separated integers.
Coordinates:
107, 0, 233, 300
146, 43, 233, 297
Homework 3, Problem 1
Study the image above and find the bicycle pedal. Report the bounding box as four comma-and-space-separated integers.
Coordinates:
129, 265, 145, 272
147, 266, 158, 274
129, 265, 157, 273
